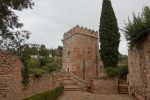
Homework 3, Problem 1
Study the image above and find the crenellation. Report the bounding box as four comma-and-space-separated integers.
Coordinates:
63, 25, 99, 40
84, 27, 87, 31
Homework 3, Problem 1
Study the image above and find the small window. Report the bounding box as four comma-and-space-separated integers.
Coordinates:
67, 51, 70, 56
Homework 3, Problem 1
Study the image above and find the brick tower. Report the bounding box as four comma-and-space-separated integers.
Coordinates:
62, 25, 101, 80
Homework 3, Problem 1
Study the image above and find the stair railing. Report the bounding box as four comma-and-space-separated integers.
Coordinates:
68, 72, 87, 90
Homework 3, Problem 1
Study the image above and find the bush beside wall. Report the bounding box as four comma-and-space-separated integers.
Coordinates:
105, 65, 128, 78
23, 86, 64, 100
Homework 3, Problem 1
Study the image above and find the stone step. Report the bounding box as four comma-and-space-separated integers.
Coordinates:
118, 89, 128, 94
118, 85, 128, 94
64, 88, 84, 91
64, 84, 81, 88
61, 78, 70, 80
118, 91, 128, 94
118, 86, 128, 89
118, 84, 128, 87
61, 77, 85, 91
64, 84, 84, 91
63, 81, 76, 85
118, 88, 128, 91
118, 80, 127, 85
63, 82, 77, 85
118, 88, 128, 90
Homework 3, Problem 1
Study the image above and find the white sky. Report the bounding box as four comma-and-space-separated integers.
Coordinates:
15, 0, 150, 55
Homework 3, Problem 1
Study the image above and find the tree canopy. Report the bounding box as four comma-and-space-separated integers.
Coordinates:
0, 0, 34, 50
123, 6, 150, 48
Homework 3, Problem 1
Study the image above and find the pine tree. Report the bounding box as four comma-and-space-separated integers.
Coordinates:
99, 0, 120, 68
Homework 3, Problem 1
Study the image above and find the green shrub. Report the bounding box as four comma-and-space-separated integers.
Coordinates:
39, 57, 53, 67
22, 66, 30, 86
118, 65, 128, 78
118, 53, 128, 62
28, 58, 39, 68
105, 67, 119, 78
19, 46, 30, 86
30, 68, 46, 78
123, 6, 150, 48
23, 86, 64, 100
43, 62, 61, 74
105, 65, 128, 78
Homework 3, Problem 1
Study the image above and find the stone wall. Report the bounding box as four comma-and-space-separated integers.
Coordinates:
128, 34, 150, 100
0, 52, 23, 100
92, 78, 117, 94
22, 75, 58, 99
0, 52, 60, 100
62, 25, 102, 81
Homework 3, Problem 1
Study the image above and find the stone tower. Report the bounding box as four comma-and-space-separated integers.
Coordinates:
62, 25, 101, 80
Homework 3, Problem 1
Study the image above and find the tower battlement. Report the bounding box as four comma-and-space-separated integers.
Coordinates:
63, 25, 99, 40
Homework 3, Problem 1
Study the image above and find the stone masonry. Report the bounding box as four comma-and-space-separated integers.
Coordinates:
0, 52, 60, 100
128, 34, 150, 100
62, 25, 101, 81
0, 52, 23, 100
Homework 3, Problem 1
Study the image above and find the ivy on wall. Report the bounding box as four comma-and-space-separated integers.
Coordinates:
18, 45, 30, 86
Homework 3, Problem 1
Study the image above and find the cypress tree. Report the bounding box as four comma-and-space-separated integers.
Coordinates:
99, 0, 120, 68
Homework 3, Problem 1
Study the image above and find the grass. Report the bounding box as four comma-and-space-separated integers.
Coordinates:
23, 85, 64, 100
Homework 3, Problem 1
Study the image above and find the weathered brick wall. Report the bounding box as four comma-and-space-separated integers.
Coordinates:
92, 78, 117, 94
62, 25, 102, 81
0, 52, 60, 100
22, 75, 58, 99
128, 34, 150, 100
0, 52, 23, 100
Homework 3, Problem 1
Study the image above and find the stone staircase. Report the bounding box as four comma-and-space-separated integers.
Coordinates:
59, 73, 85, 91
118, 79, 128, 94
63, 78, 84, 91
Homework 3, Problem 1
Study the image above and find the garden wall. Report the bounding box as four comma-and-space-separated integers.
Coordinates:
92, 78, 117, 94
0, 52, 23, 100
0, 52, 60, 100
22, 75, 59, 99
128, 34, 150, 100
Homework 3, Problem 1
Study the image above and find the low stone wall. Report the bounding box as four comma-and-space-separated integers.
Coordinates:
128, 34, 150, 100
0, 52, 60, 100
22, 75, 58, 99
92, 78, 117, 94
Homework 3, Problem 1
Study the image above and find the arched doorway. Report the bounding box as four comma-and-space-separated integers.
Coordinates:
67, 67, 69, 73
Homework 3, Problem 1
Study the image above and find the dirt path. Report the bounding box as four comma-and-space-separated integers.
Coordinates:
58, 91, 136, 100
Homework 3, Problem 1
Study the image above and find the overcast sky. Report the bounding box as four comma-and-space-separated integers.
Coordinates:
15, 0, 150, 55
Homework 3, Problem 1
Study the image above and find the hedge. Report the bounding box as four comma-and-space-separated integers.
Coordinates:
23, 86, 64, 100
105, 65, 128, 78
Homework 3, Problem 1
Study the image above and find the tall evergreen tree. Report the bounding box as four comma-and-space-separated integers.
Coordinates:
99, 0, 120, 68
